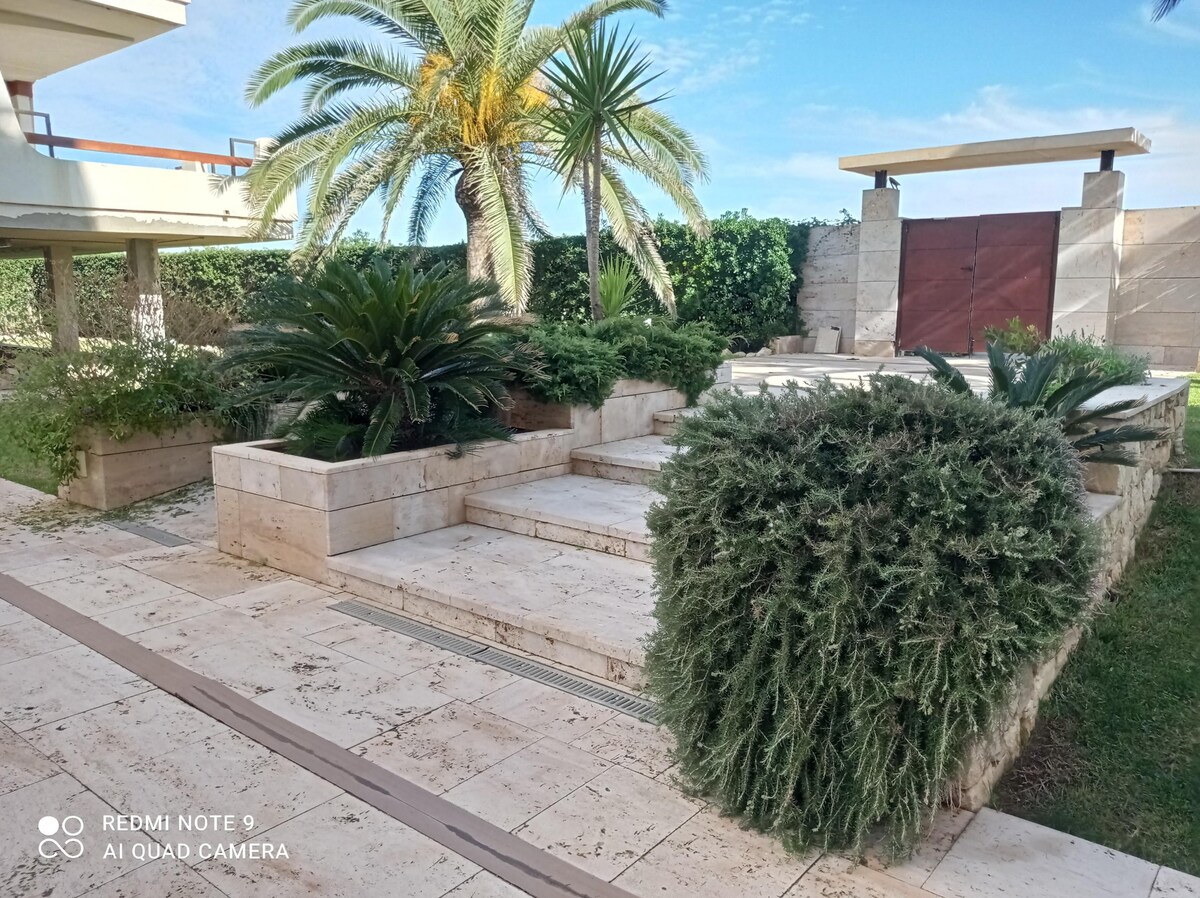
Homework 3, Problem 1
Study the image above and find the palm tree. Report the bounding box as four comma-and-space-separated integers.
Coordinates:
543, 24, 708, 318
1152, 0, 1184, 19
245, 0, 666, 311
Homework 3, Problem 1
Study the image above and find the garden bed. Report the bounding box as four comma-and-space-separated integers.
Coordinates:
58, 420, 226, 511
214, 375, 722, 581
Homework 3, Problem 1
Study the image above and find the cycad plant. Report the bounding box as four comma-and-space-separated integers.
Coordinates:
245, 0, 685, 312
223, 259, 525, 461
543, 23, 708, 318
915, 341, 1164, 465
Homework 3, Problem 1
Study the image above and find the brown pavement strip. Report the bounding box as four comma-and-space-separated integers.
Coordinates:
0, 574, 642, 898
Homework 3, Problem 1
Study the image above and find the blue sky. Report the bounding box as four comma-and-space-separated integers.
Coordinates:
30, 0, 1200, 247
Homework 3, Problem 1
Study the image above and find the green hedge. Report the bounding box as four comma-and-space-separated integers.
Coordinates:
0, 212, 832, 348
646, 377, 1098, 854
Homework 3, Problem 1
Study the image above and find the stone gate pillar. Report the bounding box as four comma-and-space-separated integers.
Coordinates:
852, 188, 902, 356
1051, 171, 1125, 341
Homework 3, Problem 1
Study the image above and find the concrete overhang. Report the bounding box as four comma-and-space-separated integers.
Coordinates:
0, 0, 188, 82
839, 128, 1151, 177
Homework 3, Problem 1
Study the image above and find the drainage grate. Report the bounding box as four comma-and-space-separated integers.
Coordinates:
330, 600, 658, 724
109, 520, 191, 547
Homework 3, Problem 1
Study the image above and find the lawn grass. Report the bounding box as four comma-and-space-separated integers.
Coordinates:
0, 399, 56, 494
1185, 374, 1200, 462
993, 474, 1200, 875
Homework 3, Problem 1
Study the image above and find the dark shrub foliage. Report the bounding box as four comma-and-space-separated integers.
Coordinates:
519, 325, 623, 409
645, 378, 1098, 854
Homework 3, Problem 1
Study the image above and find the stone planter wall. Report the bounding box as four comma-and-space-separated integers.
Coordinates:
951, 377, 1190, 810
59, 420, 226, 511
214, 374, 725, 581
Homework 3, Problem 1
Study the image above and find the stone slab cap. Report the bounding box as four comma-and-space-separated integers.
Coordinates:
839, 128, 1151, 176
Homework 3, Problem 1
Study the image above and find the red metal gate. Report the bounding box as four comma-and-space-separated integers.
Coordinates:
896, 211, 1059, 353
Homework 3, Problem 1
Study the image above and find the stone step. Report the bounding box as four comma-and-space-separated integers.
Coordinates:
327, 524, 653, 688
652, 407, 700, 436
570, 435, 678, 485
464, 474, 654, 562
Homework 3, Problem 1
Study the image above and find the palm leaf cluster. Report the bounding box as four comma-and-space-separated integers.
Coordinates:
646, 380, 1098, 854
915, 341, 1164, 465
247, 0, 708, 312
223, 258, 525, 460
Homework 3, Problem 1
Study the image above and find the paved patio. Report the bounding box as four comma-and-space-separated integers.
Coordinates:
1, 467, 1197, 898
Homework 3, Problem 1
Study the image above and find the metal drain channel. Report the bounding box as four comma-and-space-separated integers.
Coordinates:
330, 600, 659, 724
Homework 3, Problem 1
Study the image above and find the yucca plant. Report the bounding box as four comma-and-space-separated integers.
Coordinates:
597, 256, 643, 319
222, 259, 526, 461
915, 341, 1164, 465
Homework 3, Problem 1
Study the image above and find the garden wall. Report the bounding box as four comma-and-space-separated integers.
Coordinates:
793, 224, 860, 352
1114, 206, 1200, 370
952, 377, 1190, 809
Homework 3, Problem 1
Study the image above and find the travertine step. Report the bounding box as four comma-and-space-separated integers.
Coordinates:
327, 524, 653, 687
464, 474, 654, 562
570, 435, 678, 485
652, 407, 700, 436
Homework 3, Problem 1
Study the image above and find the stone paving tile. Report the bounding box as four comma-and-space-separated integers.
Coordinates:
443, 737, 612, 831
354, 701, 540, 794
56, 524, 163, 558
0, 773, 155, 898
0, 617, 77, 664
923, 807, 1160, 898
1153, 868, 1200, 897
92, 593, 224, 635
0, 722, 59, 796
515, 765, 702, 881
86, 859, 226, 897
36, 567, 187, 616
306, 618, 453, 675
0, 645, 152, 732
131, 608, 256, 655
4, 551, 116, 586
785, 854, 936, 898
614, 806, 816, 898
171, 628, 346, 697
26, 692, 225, 781
444, 871, 532, 898
473, 679, 617, 743
107, 542, 204, 571
197, 794, 479, 898
251, 659, 453, 748
863, 807, 975, 888
142, 549, 286, 599
570, 714, 677, 778
254, 596, 353, 635
216, 578, 331, 617
0, 541, 88, 574
0, 599, 31, 628
403, 654, 520, 703
91, 730, 343, 859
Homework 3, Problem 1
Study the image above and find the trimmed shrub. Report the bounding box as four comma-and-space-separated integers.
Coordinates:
518, 326, 623, 409
1043, 332, 1150, 386
646, 378, 1098, 854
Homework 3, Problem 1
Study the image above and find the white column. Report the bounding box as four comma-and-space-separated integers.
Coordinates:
126, 239, 165, 341
1051, 171, 1124, 341
851, 187, 902, 356
43, 244, 79, 352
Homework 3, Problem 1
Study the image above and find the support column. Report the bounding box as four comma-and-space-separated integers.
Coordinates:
1051, 171, 1125, 341
5, 80, 34, 134
851, 187, 902, 356
126, 239, 165, 341
43, 245, 79, 352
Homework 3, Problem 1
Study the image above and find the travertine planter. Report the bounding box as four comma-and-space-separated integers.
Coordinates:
59, 419, 226, 511
214, 375, 723, 581
951, 377, 1190, 810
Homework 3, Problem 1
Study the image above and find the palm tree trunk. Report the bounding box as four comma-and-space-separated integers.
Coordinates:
455, 171, 490, 283
586, 129, 603, 320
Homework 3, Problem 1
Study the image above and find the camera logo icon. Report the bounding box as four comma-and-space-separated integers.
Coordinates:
38, 815, 84, 859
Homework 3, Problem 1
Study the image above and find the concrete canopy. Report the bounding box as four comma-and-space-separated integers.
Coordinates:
839, 128, 1151, 177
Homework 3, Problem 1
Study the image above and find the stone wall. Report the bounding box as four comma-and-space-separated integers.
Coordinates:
951, 378, 1190, 809
1114, 206, 1200, 370
793, 224, 860, 352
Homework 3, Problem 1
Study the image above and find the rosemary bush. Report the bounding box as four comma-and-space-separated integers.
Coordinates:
646, 378, 1098, 854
